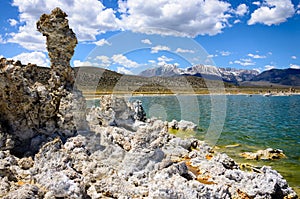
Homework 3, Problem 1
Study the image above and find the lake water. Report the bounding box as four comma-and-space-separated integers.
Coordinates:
129, 94, 300, 193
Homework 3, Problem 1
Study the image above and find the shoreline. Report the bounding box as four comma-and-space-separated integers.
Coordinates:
171, 130, 300, 197
215, 144, 300, 196
83, 92, 300, 100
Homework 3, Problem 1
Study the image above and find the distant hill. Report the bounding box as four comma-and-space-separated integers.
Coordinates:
139, 65, 300, 88
73, 66, 234, 94
242, 68, 300, 87
34, 66, 300, 95
139, 64, 259, 84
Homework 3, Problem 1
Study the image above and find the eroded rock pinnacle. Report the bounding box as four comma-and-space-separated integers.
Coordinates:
0, 8, 85, 156
37, 7, 77, 89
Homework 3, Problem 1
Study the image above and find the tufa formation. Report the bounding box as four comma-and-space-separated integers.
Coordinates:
37, 7, 77, 90
0, 7, 85, 156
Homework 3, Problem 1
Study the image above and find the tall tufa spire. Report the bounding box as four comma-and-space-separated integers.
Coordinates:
37, 7, 78, 89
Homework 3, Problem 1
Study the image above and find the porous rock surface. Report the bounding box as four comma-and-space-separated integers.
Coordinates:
0, 7, 298, 199
168, 119, 198, 131
240, 148, 286, 160
0, 120, 297, 198
37, 7, 77, 89
0, 7, 85, 156
86, 96, 147, 131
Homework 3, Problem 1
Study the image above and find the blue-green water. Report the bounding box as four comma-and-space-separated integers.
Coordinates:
129, 95, 300, 192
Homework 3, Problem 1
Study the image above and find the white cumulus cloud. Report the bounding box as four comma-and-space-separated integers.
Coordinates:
175, 48, 195, 54
8, 23, 46, 51
9, 0, 120, 51
141, 39, 152, 45
220, 51, 231, 56
157, 55, 173, 66
151, 45, 171, 53
233, 58, 255, 66
248, 0, 295, 26
119, 0, 232, 37
73, 60, 96, 67
148, 60, 156, 64
11, 51, 50, 67
253, 1, 261, 6
234, 19, 241, 24
94, 39, 111, 46
95, 55, 111, 67
158, 55, 173, 62
235, 4, 248, 16
248, 53, 266, 59
12, 0, 293, 53
112, 54, 139, 68
117, 67, 133, 75
207, 54, 217, 58
291, 56, 297, 59
8, 19, 18, 26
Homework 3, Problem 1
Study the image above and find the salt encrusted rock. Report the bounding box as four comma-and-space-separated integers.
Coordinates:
0, 117, 297, 198
86, 96, 116, 127
18, 156, 34, 170
0, 177, 11, 198
33, 138, 88, 198
240, 148, 286, 160
75, 120, 297, 198
169, 119, 198, 131
2, 184, 43, 199
87, 95, 147, 131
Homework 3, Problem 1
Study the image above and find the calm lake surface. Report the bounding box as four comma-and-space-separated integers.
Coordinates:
89, 94, 300, 193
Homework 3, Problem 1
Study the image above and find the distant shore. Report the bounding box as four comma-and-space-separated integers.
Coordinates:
82, 89, 300, 99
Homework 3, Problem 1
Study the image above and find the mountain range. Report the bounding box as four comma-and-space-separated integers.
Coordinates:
139, 64, 259, 85
34, 64, 300, 95
139, 64, 300, 87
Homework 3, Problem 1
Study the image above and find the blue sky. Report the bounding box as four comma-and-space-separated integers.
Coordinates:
0, 0, 299, 74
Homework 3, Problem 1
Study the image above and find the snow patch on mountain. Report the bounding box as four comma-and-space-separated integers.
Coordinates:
139, 64, 259, 83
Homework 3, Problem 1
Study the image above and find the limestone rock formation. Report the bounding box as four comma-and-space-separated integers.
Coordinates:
132, 100, 147, 122
0, 8, 85, 156
169, 119, 198, 131
1, 118, 296, 198
86, 95, 147, 130
37, 7, 77, 89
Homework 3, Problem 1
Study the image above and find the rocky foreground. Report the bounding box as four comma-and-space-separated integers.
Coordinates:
0, 8, 298, 199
